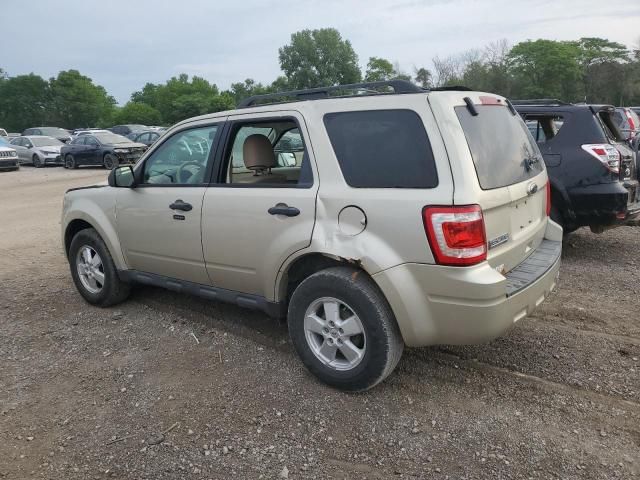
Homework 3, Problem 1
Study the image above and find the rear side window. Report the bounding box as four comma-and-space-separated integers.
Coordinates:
323, 110, 438, 188
456, 105, 544, 190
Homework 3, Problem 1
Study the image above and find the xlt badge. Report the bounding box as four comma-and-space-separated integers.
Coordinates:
488, 233, 510, 250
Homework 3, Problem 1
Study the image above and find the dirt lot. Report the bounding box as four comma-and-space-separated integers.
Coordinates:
0, 166, 639, 479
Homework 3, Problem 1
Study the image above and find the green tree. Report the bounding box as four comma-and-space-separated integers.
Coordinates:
0, 73, 49, 131
507, 40, 582, 101
365, 57, 395, 82
112, 102, 163, 125
48, 70, 116, 128
414, 67, 432, 88
226, 78, 271, 105
130, 74, 231, 124
278, 28, 361, 89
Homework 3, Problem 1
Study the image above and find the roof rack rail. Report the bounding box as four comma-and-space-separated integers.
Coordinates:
237, 79, 424, 108
510, 98, 572, 106
430, 86, 472, 92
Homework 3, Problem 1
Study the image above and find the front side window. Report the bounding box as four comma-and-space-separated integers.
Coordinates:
142, 125, 219, 185
222, 120, 312, 187
456, 105, 544, 190
323, 109, 438, 188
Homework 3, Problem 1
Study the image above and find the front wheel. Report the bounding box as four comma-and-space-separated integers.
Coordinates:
64, 154, 77, 169
103, 153, 118, 170
33, 154, 43, 168
288, 266, 404, 391
69, 228, 130, 307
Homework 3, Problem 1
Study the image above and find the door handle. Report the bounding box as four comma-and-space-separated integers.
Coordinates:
169, 199, 193, 212
268, 203, 300, 217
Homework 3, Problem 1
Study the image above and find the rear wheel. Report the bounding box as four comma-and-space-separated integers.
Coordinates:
288, 266, 404, 391
69, 228, 130, 307
103, 153, 118, 170
64, 154, 77, 169
32, 154, 43, 168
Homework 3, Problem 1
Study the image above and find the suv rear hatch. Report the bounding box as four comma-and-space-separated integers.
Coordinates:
597, 107, 639, 207
429, 92, 549, 274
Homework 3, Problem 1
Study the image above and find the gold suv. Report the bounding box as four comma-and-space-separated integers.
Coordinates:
62, 81, 562, 391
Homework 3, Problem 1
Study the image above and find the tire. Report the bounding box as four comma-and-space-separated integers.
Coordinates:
288, 266, 404, 391
68, 228, 130, 307
103, 153, 118, 170
32, 154, 43, 168
65, 154, 77, 169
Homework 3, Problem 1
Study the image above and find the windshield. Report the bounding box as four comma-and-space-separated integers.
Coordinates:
94, 133, 130, 144
31, 136, 63, 147
40, 127, 70, 137
456, 105, 544, 190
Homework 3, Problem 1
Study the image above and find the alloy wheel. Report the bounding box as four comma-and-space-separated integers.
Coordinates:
303, 297, 366, 371
75, 245, 105, 294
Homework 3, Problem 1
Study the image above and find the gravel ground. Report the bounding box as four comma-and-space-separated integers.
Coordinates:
0, 166, 639, 479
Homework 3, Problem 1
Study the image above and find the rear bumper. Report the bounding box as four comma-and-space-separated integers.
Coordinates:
569, 180, 639, 227
373, 220, 562, 347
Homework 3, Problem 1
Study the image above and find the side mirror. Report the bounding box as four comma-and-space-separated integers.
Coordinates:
108, 165, 137, 188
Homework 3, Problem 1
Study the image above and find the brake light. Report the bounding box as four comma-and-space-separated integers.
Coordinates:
546, 181, 551, 217
422, 205, 487, 266
625, 110, 637, 132
581, 144, 620, 174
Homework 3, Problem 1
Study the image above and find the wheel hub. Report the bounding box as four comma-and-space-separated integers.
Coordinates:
303, 297, 366, 371
75, 245, 105, 294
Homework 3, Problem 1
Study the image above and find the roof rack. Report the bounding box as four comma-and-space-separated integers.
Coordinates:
237, 79, 424, 108
510, 99, 572, 106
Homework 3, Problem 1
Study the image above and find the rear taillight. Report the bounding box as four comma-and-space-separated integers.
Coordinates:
546, 181, 551, 217
581, 144, 620, 174
625, 110, 636, 132
422, 205, 487, 266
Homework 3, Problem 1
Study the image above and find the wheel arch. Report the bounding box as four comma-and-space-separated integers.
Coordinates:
275, 252, 371, 305
62, 206, 128, 270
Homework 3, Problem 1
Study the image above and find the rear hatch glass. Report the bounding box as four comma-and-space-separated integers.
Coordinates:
455, 105, 544, 189
453, 102, 548, 273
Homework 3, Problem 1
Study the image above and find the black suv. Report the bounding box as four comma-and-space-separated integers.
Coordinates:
514, 100, 639, 233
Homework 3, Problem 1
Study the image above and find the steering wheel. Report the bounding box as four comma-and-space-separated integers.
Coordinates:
176, 161, 203, 184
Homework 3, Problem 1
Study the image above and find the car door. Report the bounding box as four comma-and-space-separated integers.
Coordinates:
11, 137, 28, 163
83, 136, 101, 164
115, 121, 224, 284
201, 111, 319, 299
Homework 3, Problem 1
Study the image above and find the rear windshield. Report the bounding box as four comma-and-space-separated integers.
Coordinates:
456, 105, 544, 190
323, 109, 438, 188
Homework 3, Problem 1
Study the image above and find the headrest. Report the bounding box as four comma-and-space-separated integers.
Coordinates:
243, 134, 275, 170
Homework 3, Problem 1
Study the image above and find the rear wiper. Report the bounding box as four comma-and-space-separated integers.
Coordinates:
524, 153, 540, 171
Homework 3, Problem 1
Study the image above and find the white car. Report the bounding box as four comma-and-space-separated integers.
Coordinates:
0, 139, 19, 171
10, 136, 65, 167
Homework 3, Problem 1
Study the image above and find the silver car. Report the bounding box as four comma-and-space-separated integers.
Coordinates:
10, 135, 65, 167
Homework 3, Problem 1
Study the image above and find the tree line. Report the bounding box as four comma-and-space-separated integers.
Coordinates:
1, 28, 639, 132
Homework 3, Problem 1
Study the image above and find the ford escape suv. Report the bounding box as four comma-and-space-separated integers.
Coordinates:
515, 100, 639, 233
62, 80, 562, 391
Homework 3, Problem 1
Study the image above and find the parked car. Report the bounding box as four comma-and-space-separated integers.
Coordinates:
71, 129, 111, 140
22, 127, 72, 143
0, 137, 19, 171
10, 135, 65, 167
514, 100, 639, 233
130, 130, 161, 146
61, 132, 147, 170
0, 128, 7, 137
109, 124, 147, 137
7, 133, 21, 138
62, 80, 562, 391
613, 107, 640, 151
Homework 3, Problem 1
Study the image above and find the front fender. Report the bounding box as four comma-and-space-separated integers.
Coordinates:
62, 190, 127, 271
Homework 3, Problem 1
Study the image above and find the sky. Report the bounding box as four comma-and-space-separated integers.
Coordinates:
2, 0, 640, 104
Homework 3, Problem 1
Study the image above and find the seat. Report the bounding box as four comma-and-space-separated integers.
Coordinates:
241, 134, 287, 184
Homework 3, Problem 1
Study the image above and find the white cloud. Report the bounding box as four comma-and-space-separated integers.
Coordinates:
2, 0, 639, 103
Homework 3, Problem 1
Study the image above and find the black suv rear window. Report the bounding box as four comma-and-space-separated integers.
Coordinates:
323, 110, 438, 188
456, 105, 544, 190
